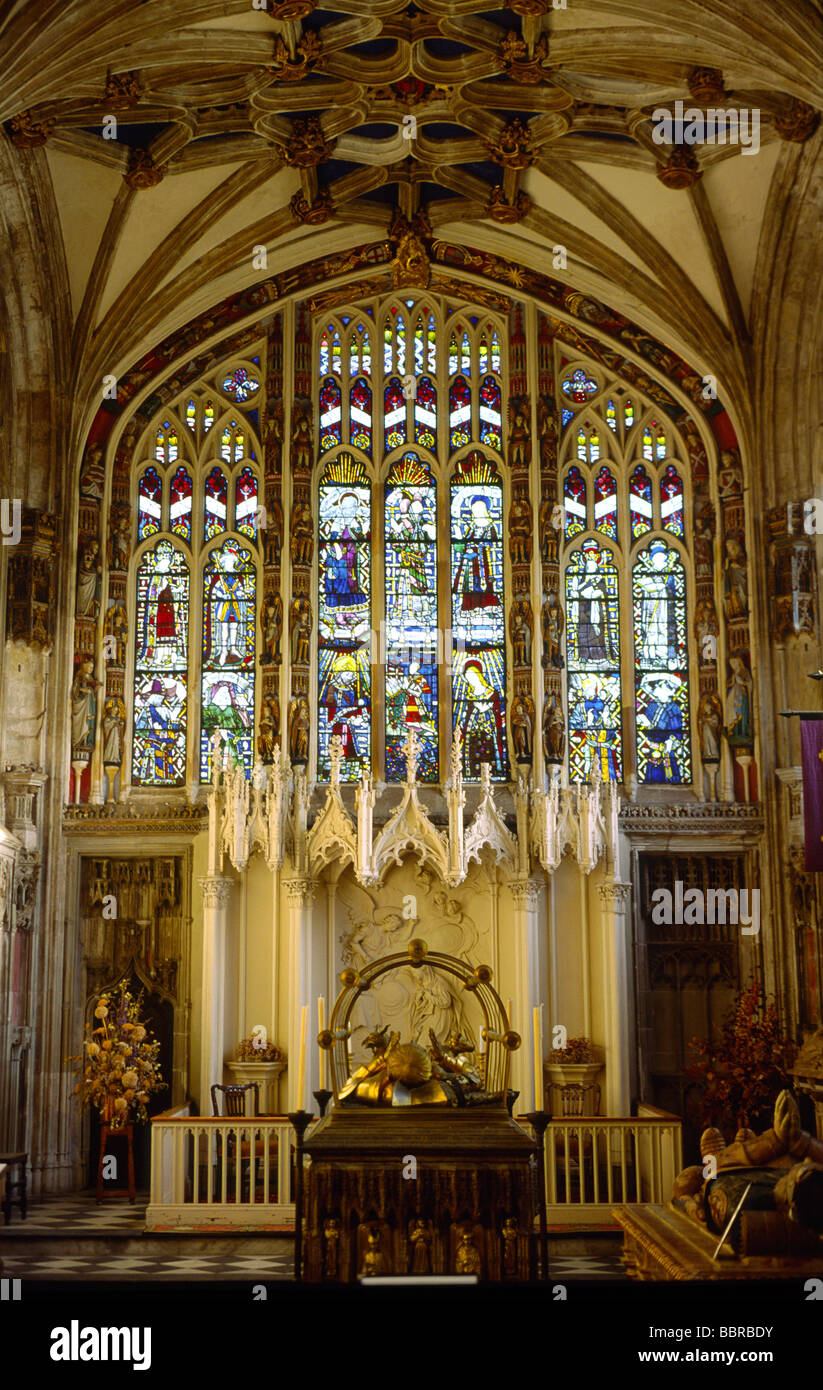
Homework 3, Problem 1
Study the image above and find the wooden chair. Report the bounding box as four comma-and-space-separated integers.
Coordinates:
211, 1083, 259, 1118
210, 1084, 276, 1201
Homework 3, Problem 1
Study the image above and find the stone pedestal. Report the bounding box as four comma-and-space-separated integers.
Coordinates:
303, 1106, 537, 1282
226, 1060, 285, 1115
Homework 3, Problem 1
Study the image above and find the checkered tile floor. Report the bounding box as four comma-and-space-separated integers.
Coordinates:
0, 1192, 628, 1282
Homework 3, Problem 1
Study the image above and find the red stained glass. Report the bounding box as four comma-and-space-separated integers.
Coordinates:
169, 466, 192, 542
350, 377, 372, 455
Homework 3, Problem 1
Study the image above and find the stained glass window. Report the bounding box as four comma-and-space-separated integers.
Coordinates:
185, 400, 196, 432
629, 465, 653, 539
221, 366, 260, 402
448, 332, 459, 377
415, 377, 437, 450
155, 423, 178, 465
220, 423, 245, 464
384, 377, 407, 453
414, 316, 424, 375
204, 467, 228, 540
138, 467, 163, 540
565, 541, 622, 782
235, 467, 258, 539
133, 540, 189, 785
594, 467, 618, 540
426, 313, 436, 372
633, 542, 690, 784
203, 401, 215, 433
317, 454, 371, 781
331, 329, 341, 376
320, 329, 331, 375
605, 399, 617, 432
479, 376, 502, 452
200, 539, 256, 780
564, 467, 587, 538
385, 454, 438, 782
449, 376, 471, 452
451, 452, 507, 780
561, 368, 598, 403
660, 464, 684, 537
642, 420, 667, 461
383, 317, 394, 373
320, 377, 343, 453
169, 466, 192, 543
624, 399, 634, 430
349, 377, 372, 455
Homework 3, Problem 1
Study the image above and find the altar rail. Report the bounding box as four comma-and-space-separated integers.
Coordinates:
146, 1108, 682, 1231
540, 1107, 683, 1227
146, 1114, 299, 1230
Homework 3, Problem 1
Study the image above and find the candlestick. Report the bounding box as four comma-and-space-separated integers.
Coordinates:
297, 1004, 308, 1109
317, 996, 326, 1090
533, 1005, 544, 1112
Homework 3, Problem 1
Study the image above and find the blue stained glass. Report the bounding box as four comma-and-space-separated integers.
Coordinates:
132, 540, 189, 786
221, 366, 260, 402
414, 316, 424, 375
562, 408, 574, 427
561, 368, 597, 403
426, 314, 436, 371
450, 452, 507, 780
319, 330, 330, 375
565, 540, 622, 782
360, 328, 371, 376
200, 539, 256, 781
317, 454, 371, 781
633, 541, 691, 785
385, 454, 439, 782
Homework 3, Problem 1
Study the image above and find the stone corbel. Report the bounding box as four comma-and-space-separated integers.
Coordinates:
372, 729, 450, 884
464, 763, 516, 872
307, 736, 357, 877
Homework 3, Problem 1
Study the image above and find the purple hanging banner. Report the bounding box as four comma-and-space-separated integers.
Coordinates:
801, 719, 823, 871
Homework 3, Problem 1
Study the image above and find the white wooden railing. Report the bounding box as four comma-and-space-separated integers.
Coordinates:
146, 1107, 682, 1231
146, 1111, 298, 1230
540, 1107, 683, 1226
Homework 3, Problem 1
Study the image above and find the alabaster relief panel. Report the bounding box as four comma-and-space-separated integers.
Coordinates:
334, 862, 493, 1068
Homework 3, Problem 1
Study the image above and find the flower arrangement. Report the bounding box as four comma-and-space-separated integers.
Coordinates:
549, 1036, 598, 1065
687, 981, 796, 1135
70, 984, 166, 1126
235, 1034, 284, 1063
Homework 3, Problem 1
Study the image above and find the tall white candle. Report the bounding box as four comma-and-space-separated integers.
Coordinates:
297, 1004, 308, 1110
477, 1014, 485, 1054
506, 998, 513, 1029
533, 1005, 544, 1112
317, 996, 326, 1089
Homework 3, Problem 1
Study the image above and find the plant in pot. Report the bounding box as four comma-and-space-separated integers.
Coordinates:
687, 981, 796, 1140
544, 1036, 603, 1118
71, 983, 166, 1129
227, 1033, 286, 1115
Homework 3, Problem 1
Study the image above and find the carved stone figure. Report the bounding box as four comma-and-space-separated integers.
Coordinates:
509, 599, 533, 668
107, 508, 131, 572
718, 450, 743, 500
70, 658, 101, 756
102, 697, 125, 767
289, 695, 310, 763
290, 598, 312, 667
389, 209, 431, 289
323, 1218, 340, 1278
79, 444, 104, 500
694, 599, 719, 660
725, 655, 753, 746
508, 399, 531, 469
694, 504, 715, 580
290, 500, 314, 567
263, 496, 284, 567
291, 407, 313, 474
455, 1228, 482, 1274
508, 495, 532, 566
105, 603, 128, 667
502, 1217, 518, 1276
697, 692, 722, 762
511, 692, 534, 761
76, 540, 101, 617
543, 695, 565, 762
258, 696, 279, 764
409, 1219, 432, 1274
261, 594, 282, 664
723, 535, 749, 619
360, 1227, 385, 1277
541, 589, 564, 669
672, 1091, 823, 1252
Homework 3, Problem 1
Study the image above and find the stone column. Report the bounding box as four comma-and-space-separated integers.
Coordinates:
285, 876, 317, 1111
198, 876, 233, 1113
510, 877, 545, 1110
597, 880, 633, 1115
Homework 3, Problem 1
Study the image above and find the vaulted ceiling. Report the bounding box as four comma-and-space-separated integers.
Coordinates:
1, 0, 822, 476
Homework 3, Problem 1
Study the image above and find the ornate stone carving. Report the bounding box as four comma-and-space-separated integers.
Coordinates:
687, 67, 726, 102
465, 764, 517, 870
267, 0, 317, 17
5, 508, 58, 649
279, 116, 335, 167
290, 188, 334, 225
103, 71, 142, 110
656, 148, 702, 189
773, 99, 820, 143
486, 186, 531, 223
597, 881, 631, 909
199, 876, 233, 909
484, 118, 535, 169
124, 148, 167, 190
8, 110, 54, 147
284, 876, 317, 907
389, 209, 431, 289
499, 31, 549, 85
509, 878, 542, 908
268, 33, 326, 83
63, 803, 208, 835
307, 737, 357, 876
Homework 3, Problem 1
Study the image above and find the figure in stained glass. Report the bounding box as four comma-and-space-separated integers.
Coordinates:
133, 541, 189, 785
384, 454, 438, 779
636, 674, 684, 782
567, 545, 618, 667
203, 541, 253, 667
317, 456, 371, 780
454, 658, 506, 778
451, 494, 503, 643
634, 540, 679, 668
201, 540, 256, 777
568, 674, 621, 781
565, 543, 621, 781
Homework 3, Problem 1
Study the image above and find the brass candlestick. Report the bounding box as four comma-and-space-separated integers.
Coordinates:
288, 1109, 313, 1281
524, 1110, 551, 1280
